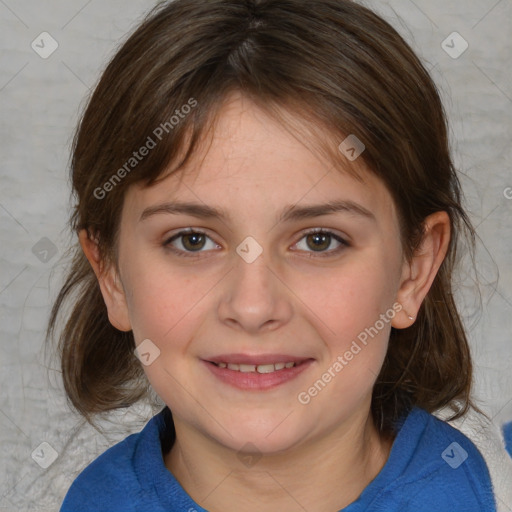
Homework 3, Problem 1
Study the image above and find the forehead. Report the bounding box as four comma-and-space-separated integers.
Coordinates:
122, 92, 397, 226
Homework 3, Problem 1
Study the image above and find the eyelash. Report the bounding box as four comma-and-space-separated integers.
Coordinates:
163, 228, 349, 259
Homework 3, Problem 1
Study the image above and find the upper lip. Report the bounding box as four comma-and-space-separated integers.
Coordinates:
205, 354, 313, 365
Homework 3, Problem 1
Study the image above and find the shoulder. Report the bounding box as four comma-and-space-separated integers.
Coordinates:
60, 432, 142, 512
60, 408, 172, 512
377, 407, 497, 512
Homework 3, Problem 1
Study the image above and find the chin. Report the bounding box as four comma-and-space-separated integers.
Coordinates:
212, 415, 308, 455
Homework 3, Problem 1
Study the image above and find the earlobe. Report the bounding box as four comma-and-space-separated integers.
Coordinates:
392, 211, 451, 329
78, 229, 132, 332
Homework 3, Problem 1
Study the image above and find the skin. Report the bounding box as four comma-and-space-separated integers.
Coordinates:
80, 91, 450, 512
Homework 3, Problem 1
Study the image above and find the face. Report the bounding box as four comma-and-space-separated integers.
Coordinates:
115, 91, 406, 454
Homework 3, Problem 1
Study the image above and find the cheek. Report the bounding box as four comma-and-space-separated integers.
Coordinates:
296, 258, 397, 343
123, 253, 223, 365
126, 268, 200, 342
122, 260, 211, 407
120, 247, 175, 336
290, 254, 398, 404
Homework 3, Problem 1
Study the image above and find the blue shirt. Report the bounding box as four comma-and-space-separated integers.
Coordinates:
61, 406, 496, 511
504, 421, 512, 458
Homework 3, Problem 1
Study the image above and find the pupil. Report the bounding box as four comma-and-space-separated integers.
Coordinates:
184, 233, 204, 251
308, 233, 330, 251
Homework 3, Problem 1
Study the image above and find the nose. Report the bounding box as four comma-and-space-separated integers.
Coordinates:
217, 248, 293, 334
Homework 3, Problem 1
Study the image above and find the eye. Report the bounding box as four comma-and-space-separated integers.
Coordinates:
292, 228, 349, 257
163, 229, 220, 258
163, 227, 349, 259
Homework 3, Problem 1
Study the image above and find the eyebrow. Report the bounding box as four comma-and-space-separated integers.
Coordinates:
139, 199, 376, 223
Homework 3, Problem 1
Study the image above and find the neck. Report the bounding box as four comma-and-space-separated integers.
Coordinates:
164, 407, 394, 512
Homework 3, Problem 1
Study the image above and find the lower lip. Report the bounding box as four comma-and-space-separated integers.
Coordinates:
203, 360, 314, 391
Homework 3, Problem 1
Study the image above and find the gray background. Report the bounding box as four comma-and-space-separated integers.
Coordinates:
0, 0, 511, 510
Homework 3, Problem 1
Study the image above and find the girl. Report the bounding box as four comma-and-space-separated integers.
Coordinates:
47, 0, 510, 510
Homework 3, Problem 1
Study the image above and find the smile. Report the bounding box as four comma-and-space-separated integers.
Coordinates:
213, 362, 296, 373
203, 357, 314, 391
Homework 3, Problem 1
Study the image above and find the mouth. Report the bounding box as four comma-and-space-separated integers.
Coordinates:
211, 361, 297, 373
202, 354, 314, 390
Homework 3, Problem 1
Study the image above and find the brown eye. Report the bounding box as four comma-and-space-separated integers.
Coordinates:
181, 232, 207, 251
164, 229, 219, 257
294, 229, 349, 257
306, 232, 332, 252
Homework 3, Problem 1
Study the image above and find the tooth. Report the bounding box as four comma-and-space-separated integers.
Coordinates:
256, 364, 276, 374
218, 361, 297, 372
239, 364, 256, 373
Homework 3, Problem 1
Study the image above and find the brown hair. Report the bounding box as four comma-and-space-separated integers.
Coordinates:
47, 0, 485, 434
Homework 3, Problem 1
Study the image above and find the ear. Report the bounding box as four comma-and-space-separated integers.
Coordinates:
392, 211, 451, 329
78, 229, 132, 332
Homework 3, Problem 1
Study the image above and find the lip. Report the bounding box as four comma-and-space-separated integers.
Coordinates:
202, 355, 314, 391
205, 353, 311, 365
